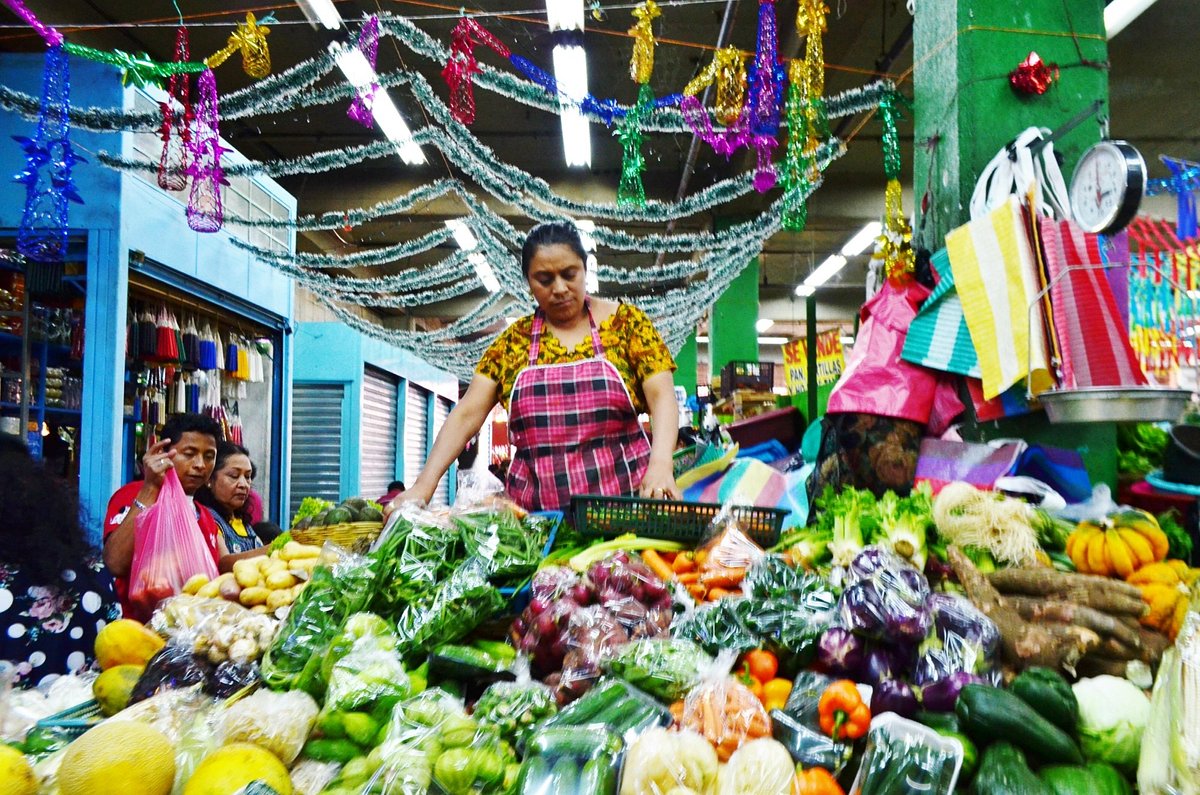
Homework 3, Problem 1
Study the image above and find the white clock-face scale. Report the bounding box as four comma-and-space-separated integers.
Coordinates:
1070, 143, 1128, 232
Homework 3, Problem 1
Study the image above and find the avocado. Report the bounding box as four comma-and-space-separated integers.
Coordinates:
359, 506, 384, 523
344, 497, 369, 511
325, 507, 352, 525
293, 516, 311, 531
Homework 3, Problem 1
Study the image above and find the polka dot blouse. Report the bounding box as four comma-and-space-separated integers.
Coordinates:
0, 554, 122, 688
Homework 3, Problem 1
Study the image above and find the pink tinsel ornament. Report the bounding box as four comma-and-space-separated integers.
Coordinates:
347, 15, 380, 128
186, 69, 225, 233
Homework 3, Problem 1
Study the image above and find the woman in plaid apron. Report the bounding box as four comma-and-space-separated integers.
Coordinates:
385, 222, 680, 514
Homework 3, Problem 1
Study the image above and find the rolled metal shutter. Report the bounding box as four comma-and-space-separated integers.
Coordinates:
360, 367, 399, 503
289, 383, 344, 519
403, 382, 430, 488
431, 397, 453, 506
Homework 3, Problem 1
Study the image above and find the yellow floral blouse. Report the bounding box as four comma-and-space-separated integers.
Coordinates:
477, 303, 676, 413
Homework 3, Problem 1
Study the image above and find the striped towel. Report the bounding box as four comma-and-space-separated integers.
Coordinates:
902, 248, 981, 378
946, 196, 1053, 400
1039, 218, 1148, 388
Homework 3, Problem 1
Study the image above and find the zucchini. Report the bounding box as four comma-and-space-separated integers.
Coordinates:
932, 729, 977, 781
527, 727, 622, 760
913, 709, 960, 734
972, 742, 1052, 795
554, 681, 625, 726
1085, 762, 1132, 795
517, 755, 552, 795
1009, 667, 1079, 737
956, 684, 1082, 765
1040, 765, 1101, 795
302, 737, 361, 764
577, 758, 613, 795
547, 756, 579, 793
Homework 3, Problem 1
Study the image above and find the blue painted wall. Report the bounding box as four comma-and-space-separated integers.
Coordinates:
0, 54, 297, 539
293, 322, 459, 499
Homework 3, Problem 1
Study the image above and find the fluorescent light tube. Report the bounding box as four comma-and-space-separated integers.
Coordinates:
697, 335, 710, 344
445, 220, 478, 251
1105, 0, 1159, 38
795, 285, 816, 297
585, 256, 599, 294
371, 92, 425, 164
804, 254, 848, 288
330, 43, 374, 88
297, 0, 341, 29
758, 336, 788, 345
469, 253, 501, 293
840, 221, 883, 256
546, 0, 585, 31
552, 45, 591, 167
840, 335, 855, 345
755, 318, 774, 333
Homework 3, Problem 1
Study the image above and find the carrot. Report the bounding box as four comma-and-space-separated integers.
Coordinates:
686, 584, 707, 601
706, 587, 735, 601
641, 549, 678, 583
677, 572, 701, 585
672, 552, 697, 574
700, 566, 746, 589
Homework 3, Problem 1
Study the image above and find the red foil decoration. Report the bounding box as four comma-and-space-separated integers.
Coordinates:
1009, 52, 1057, 95
157, 27, 192, 191
444, 18, 511, 125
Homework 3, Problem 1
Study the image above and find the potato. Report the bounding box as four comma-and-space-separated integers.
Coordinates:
256, 555, 276, 573
238, 586, 270, 606
264, 559, 288, 578
281, 541, 321, 561
218, 578, 243, 602
265, 571, 297, 591
182, 574, 209, 595
289, 557, 318, 576
249, 605, 270, 615
196, 579, 221, 599
266, 588, 293, 611
233, 560, 262, 589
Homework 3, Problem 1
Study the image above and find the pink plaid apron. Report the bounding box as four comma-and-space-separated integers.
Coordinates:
506, 305, 652, 512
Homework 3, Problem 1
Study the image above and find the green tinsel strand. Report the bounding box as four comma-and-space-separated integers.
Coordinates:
617, 84, 654, 208
880, 91, 902, 182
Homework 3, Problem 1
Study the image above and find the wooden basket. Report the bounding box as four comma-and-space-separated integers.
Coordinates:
291, 520, 383, 551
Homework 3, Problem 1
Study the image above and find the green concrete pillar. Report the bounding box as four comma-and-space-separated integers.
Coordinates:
710, 255, 759, 382
674, 331, 698, 395
913, 0, 1116, 489
913, 1, 1108, 245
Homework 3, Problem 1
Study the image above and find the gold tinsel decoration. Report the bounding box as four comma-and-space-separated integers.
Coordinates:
628, 0, 661, 84
883, 178, 916, 282
205, 12, 271, 80
682, 46, 746, 127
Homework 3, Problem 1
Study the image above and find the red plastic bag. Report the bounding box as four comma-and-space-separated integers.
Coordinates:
128, 468, 219, 621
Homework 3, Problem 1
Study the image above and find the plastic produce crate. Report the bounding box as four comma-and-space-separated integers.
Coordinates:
571, 495, 785, 547
720, 360, 775, 397
498, 510, 563, 610
34, 698, 103, 740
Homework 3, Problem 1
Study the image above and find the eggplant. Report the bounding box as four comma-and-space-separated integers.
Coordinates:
838, 581, 888, 637
859, 646, 899, 687
919, 671, 985, 712
817, 628, 866, 676
871, 679, 919, 718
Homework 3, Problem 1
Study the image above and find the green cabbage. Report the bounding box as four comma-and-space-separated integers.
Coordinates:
1073, 675, 1152, 773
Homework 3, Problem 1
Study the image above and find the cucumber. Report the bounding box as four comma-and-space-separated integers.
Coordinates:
527, 727, 623, 760
1040, 765, 1102, 795
913, 709, 960, 734
302, 737, 361, 764
578, 757, 616, 795
1086, 763, 1132, 795
554, 681, 625, 726
1009, 667, 1079, 737
547, 756, 579, 793
518, 755, 552, 795
956, 684, 1083, 765
973, 742, 1052, 795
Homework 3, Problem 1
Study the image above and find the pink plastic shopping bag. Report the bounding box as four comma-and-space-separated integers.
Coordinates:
128, 468, 219, 620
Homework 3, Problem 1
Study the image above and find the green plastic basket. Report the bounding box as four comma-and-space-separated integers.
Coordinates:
34, 698, 103, 740
570, 495, 785, 547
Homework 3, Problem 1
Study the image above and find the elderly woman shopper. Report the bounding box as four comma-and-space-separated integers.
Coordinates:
390, 221, 680, 513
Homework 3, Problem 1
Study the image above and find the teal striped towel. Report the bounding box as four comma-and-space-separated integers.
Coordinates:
902, 248, 981, 378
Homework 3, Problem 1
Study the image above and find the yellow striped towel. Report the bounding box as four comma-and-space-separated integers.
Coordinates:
946, 196, 1054, 400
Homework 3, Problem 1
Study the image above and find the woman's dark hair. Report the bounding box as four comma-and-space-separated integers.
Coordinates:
0, 434, 92, 582
160, 412, 223, 448
196, 442, 254, 521
521, 221, 588, 277
251, 521, 283, 545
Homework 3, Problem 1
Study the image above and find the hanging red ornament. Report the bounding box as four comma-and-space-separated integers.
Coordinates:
1009, 51, 1058, 96
342, 212, 352, 233
157, 26, 192, 191
443, 18, 510, 125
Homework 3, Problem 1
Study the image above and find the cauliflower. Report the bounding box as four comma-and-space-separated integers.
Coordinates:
621, 729, 719, 795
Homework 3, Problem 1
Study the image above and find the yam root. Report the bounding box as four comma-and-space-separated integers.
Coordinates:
987, 568, 1147, 616
1089, 628, 1170, 666
1006, 596, 1142, 649
1075, 656, 1133, 679
949, 546, 1100, 673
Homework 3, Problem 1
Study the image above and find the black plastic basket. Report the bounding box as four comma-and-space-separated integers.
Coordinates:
571, 495, 785, 547
720, 360, 775, 397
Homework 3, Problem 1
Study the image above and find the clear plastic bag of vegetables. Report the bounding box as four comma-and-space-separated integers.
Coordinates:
715, 737, 797, 795
519, 726, 623, 794
357, 688, 518, 795
555, 605, 631, 703
605, 637, 713, 701
584, 551, 673, 639
471, 665, 558, 748
671, 598, 759, 658
773, 671, 853, 774
322, 613, 411, 713
370, 513, 463, 616
619, 727, 719, 795
260, 544, 375, 692
911, 592, 1001, 687
393, 555, 506, 663
837, 546, 931, 644
455, 507, 548, 585
851, 713, 964, 795
217, 688, 320, 765
677, 651, 772, 763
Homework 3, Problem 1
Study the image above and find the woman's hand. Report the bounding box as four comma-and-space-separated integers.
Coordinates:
638, 458, 680, 500
382, 483, 435, 519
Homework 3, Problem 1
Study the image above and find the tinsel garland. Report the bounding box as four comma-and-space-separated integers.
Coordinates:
680, 95, 750, 158
205, 12, 272, 80
746, 0, 786, 192
14, 45, 84, 263
241, 226, 454, 270
683, 47, 746, 127
780, 0, 830, 231
348, 15, 381, 127
0, 0, 61, 46
157, 27, 192, 192
61, 42, 208, 90
617, 84, 654, 208
186, 69, 224, 233
444, 17, 510, 125
881, 178, 915, 282
628, 1, 661, 84
878, 91, 904, 181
